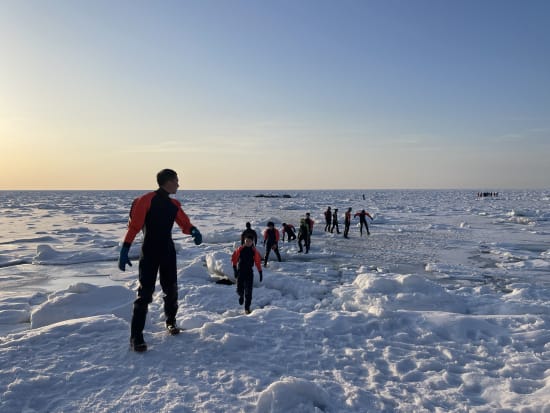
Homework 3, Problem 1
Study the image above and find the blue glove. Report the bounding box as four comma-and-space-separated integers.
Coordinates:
118, 244, 132, 271
259, 271, 263, 282
190, 227, 202, 245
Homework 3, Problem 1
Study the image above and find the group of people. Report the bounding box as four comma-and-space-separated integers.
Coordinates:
117, 168, 374, 352
324, 206, 373, 238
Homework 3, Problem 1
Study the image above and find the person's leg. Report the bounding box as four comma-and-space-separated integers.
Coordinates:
274, 246, 282, 262
159, 250, 178, 327
131, 255, 159, 342
264, 244, 272, 265
243, 271, 253, 312
236, 269, 245, 305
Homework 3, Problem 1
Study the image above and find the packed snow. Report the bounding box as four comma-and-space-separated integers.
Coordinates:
0, 189, 549, 412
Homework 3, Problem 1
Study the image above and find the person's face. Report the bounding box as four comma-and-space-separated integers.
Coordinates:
164, 176, 179, 194
244, 237, 253, 247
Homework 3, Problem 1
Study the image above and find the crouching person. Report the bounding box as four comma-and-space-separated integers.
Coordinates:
231, 234, 263, 314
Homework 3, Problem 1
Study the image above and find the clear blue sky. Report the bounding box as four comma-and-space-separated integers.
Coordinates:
1, 0, 549, 190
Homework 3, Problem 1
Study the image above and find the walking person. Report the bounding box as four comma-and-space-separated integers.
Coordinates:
241, 222, 258, 246
118, 168, 202, 352
330, 208, 340, 234
305, 212, 315, 235
281, 222, 297, 242
343, 207, 352, 238
297, 218, 311, 253
324, 207, 332, 232
354, 209, 374, 236
232, 234, 263, 314
262, 221, 281, 266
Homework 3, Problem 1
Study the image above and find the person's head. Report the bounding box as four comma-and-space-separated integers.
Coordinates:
362, 209, 366, 213
348, 207, 352, 212
267, 221, 274, 228
244, 234, 254, 246
245, 222, 251, 229
282, 222, 286, 227
306, 212, 310, 217
300, 218, 306, 225
157, 169, 179, 194
335, 208, 338, 212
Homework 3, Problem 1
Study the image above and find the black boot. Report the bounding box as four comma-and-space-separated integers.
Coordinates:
130, 334, 147, 352
166, 325, 181, 335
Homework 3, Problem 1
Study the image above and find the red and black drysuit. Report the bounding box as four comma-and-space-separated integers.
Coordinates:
354, 210, 373, 236
324, 208, 332, 231
281, 224, 296, 242
344, 209, 352, 238
240, 228, 258, 246
262, 227, 281, 265
231, 244, 262, 312
123, 188, 195, 340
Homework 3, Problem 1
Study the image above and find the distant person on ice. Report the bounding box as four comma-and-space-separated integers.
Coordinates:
305, 212, 315, 235
118, 168, 202, 352
262, 221, 281, 266
232, 234, 263, 314
241, 222, 258, 246
354, 209, 374, 236
344, 207, 352, 238
298, 218, 311, 253
330, 208, 340, 234
281, 222, 297, 242
324, 207, 332, 232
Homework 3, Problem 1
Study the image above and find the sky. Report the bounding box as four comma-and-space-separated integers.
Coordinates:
1, 0, 549, 190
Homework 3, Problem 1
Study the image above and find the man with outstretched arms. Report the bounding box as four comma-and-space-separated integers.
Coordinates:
118, 168, 202, 352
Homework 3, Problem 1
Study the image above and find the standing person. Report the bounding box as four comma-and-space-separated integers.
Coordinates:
241, 222, 258, 246
324, 207, 332, 232
305, 212, 315, 235
297, 218, 311, 253
262, 221, 281, 266
232, 234, 263, 314
343, 207, 352, 238
330, 208, 340, 234
118, 168, 202, 352
354, 209, 374, 236
281, 222, 296, 242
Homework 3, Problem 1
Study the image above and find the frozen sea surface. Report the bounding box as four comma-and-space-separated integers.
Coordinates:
0, 189, 549, 412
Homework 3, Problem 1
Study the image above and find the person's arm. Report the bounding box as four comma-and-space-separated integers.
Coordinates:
173, 199, 201, 244
231, 248, 241, 278
173, 199, 193, 234
124, 193, 154, 245
119, 192, 154, 271
231, 248, 241, 266
253, 249, 263, 281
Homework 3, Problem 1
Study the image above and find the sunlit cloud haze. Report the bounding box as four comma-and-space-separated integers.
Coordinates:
1, 0, 549, 190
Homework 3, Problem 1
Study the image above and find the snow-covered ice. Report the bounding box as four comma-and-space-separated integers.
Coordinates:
0, 189, 549, 412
